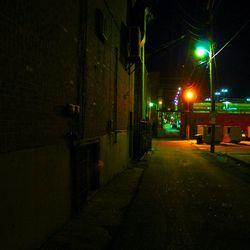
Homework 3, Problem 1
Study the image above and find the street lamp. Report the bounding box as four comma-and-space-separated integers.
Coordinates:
195, 47, 209, 58
221, 88, 228, 101
184, 89, 195, 140
186, 90, 194, 100
174, 87, 182, 111
195, 42, 215, 153
149, 102, 154, 108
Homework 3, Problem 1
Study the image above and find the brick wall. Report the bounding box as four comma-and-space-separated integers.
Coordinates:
0, 2, 83, 249
83, 0, 132, 139
0, 1, 80, 152
0, 1, 136, 249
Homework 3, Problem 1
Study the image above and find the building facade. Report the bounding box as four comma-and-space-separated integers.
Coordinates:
181, 102, 250, 140
0, 0, 152, 249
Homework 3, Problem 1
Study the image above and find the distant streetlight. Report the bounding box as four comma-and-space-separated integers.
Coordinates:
221, 88, 228, 101
149, 102, 154, 108
184, 89, 196, 140
174, 87, 182, 111
186, 90, 194, 100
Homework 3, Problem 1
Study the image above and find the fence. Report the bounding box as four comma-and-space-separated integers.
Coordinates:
133, 121, 152, 160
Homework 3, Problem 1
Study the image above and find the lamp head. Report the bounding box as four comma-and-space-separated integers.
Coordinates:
195, 47, 207, 57
194, 40, 210, 59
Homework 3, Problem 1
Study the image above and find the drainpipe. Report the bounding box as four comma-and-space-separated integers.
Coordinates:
140, 7, 149, 121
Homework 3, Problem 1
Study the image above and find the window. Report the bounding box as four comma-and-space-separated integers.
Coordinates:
95, 9, 108, 42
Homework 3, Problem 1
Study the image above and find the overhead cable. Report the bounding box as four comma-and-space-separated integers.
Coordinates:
212, 20, 250, 59
177, 1, 204, 27
148, 34, 186, 57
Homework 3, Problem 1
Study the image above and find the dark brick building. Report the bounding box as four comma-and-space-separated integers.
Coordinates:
0, 0, 152, 249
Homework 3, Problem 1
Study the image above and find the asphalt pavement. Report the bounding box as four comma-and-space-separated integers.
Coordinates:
111, 139, 250, 250
39, 139, 250, 250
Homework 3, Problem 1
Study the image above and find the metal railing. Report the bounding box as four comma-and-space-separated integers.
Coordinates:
133, 121, 152, 160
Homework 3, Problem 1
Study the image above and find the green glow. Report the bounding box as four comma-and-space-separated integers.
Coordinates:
149, 102, 154, 107
195, 47, 206, 57
194, 40, 210, 59
193, 102, 250, 114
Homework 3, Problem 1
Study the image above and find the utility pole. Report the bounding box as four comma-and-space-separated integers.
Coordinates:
208, 0, 215, 153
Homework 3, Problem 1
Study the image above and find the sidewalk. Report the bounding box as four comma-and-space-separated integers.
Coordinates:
39, 161, 147, 250
190, 140, 250, 166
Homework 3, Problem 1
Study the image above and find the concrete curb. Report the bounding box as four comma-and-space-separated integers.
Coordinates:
189, 140, 250, 167
216, 152, 250, 167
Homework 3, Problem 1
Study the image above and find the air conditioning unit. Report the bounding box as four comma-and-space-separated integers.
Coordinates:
127, 26, 141, 63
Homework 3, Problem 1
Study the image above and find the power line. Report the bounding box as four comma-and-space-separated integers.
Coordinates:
181, 16, 203, 31
212, 19, 250, 59
177, 1, 205, 28
147, 34, 186, 57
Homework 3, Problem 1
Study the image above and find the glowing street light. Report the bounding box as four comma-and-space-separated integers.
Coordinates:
183, 89, 196, 140
195, 41, 215, 153
149, 102, 154, 108
184, 88, 196, 103
185, 90, 194, 100
193, 2, 216, 152
195, 47, 210, 58
174, 87, 182, 109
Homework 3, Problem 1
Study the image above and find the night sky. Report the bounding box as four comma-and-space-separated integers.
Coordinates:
146, 0, 250, 99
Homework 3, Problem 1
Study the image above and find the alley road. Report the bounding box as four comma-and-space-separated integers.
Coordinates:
111, 139, 250, 250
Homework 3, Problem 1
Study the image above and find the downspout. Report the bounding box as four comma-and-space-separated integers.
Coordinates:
140, 7, 149, 120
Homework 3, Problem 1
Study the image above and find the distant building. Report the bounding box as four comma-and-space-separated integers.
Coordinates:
181, 101, 250, 139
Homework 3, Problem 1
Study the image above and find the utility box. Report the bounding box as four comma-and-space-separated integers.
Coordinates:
223, 126, 242, 143
200, 125, 223, 144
